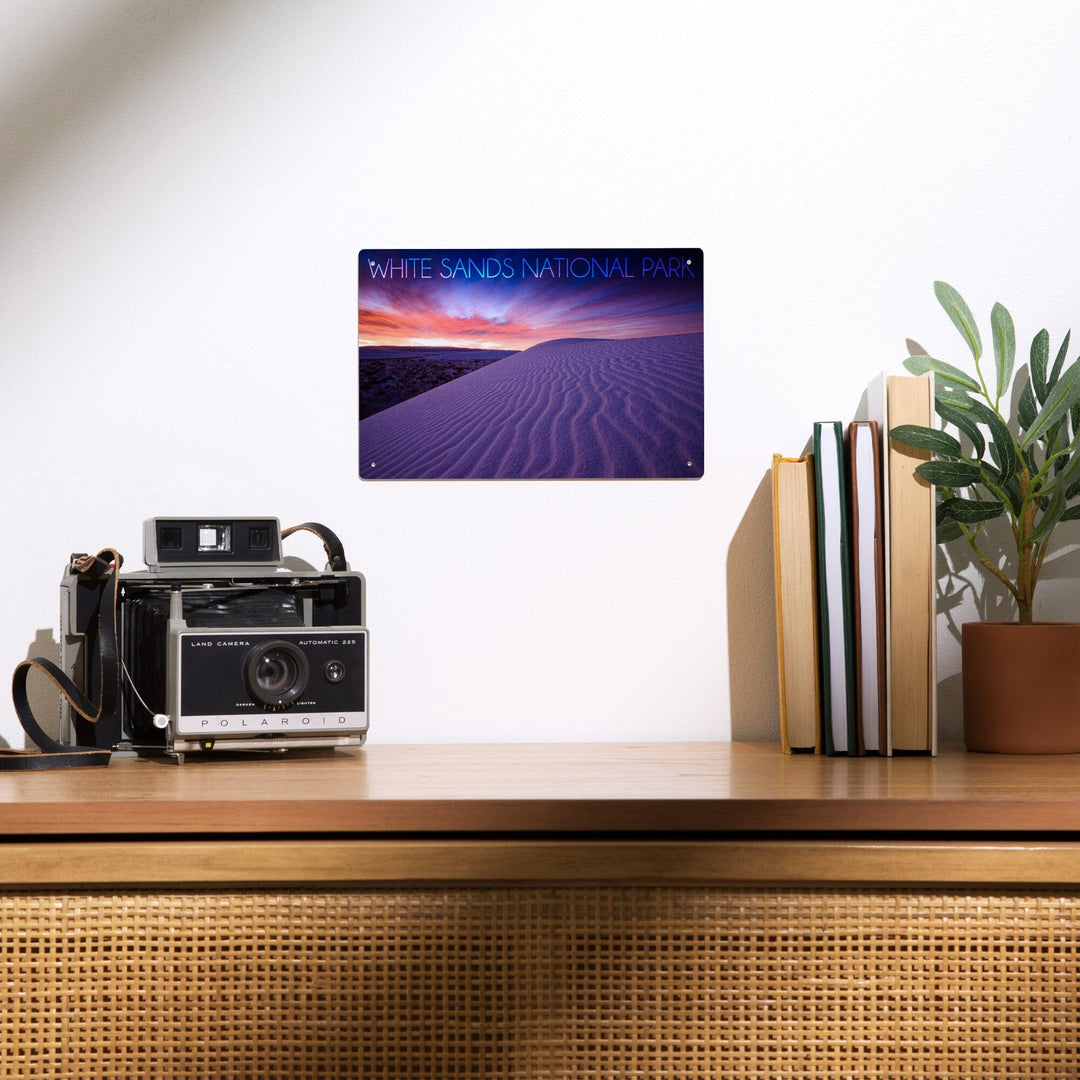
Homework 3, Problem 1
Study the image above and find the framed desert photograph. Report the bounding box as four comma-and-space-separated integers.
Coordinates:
358, 248, 704, 480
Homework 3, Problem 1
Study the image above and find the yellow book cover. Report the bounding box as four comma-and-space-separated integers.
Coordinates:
772, 453, 822, 753
885, 374, 937, 753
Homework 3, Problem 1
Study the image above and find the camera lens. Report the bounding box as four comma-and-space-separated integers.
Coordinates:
244, 641, 309, 709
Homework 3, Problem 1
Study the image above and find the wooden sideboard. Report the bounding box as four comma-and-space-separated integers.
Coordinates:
1, 741, 1078, 1077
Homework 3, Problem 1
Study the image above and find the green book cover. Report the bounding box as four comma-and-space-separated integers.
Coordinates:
811, 421, 859, 755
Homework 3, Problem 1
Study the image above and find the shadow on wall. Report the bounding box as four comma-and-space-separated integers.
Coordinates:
11, 629, 62, 751
726, 470, 780, 741
2, 0, 237, 198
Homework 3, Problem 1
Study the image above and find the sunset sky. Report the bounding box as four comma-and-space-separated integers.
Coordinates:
358, 248, 703, 351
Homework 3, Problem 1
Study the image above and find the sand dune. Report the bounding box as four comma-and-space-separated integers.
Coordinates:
358, 332, 704, 480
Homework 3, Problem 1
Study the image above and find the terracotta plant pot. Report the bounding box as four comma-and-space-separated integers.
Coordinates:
963, 622, 1080, 753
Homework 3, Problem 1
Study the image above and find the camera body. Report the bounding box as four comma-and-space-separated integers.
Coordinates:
59, 518, 368, 761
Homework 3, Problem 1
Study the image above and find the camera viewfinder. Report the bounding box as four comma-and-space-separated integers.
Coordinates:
249, 526, 271, 550
160, 527, 183, 550
198, 524, 232, 553
145, 517, 284, 569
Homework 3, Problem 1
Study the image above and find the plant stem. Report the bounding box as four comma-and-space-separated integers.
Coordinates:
965, 526, 1022, 605
1015, 549, 1036, 624
1015, 467, 1037, 624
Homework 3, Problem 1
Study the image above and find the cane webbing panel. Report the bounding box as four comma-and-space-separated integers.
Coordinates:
0, 886, 1077, 1078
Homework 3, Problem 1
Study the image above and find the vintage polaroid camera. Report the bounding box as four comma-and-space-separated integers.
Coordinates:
59, 517, 368, 762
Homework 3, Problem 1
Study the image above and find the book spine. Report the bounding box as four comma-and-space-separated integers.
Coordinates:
812, 422, 858, 755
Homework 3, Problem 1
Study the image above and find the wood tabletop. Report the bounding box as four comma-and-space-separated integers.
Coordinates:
1, 741, 1080, 837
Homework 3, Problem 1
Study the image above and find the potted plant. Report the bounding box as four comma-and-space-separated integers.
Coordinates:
890, 281, 1080, 752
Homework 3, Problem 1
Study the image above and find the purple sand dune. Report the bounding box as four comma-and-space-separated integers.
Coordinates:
358, 332, 704, 479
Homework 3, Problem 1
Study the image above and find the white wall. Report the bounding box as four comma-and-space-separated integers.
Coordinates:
3, 0, 1079, 747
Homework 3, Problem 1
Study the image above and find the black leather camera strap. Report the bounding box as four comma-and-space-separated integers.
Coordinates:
281, 522, 348, 571
5, 549, 121, 770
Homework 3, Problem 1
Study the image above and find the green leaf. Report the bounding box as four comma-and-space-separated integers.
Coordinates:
936, 399, 985, 459
903, 354, 981, 391
1002, 474, 1023, 516
889, 424, 962, 457
1027, 489, 1067, 545
1018, 378, 1038, 431
1061, 504, 1080, 521
1050, 329, 1071, 388
935, 387, 976, 409
935, 280, 982, 361
1046, 417, 1069, 471
1021, 443, 1039, 479
1021, 356, 1080, 448
1051, 446, 1080, 498
1031, 329, 1050, 404
991, 301, 1015, 403
968, 399, 1018, 484
937, 520, 966, 543
916, 460, 982, 486
977, 460, 1009, 491
1055, 440, 1071, 475
938, 496, 1005, 524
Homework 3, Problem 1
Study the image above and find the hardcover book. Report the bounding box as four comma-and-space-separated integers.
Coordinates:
848, 420, 887, 754
883, 374, 937, 753
772, 453, 822, 753
812, 421, 858, 755
865, 372, 938, 755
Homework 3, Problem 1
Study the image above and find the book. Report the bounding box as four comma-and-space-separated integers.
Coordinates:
812, 422, 858, 755
771, 453, 822, 753
866, 373, 937, 754
847, 420, 887, 754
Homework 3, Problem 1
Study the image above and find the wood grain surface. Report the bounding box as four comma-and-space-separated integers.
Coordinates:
0, 741, 1078, 836
2, 837, 1079, 886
